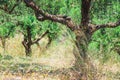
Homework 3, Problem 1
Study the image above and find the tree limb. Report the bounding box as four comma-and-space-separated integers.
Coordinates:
9, 3, 18, 14
24, 0, 76, 31
32, 31, 48, 44
22, 37, 28, 49
89, 19, 120, 33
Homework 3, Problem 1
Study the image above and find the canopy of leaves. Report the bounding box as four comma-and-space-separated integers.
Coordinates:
0, 22, 15, 37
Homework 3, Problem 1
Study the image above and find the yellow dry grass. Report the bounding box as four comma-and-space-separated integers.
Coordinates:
0, 33, 75, 80
0, 33, 75, 68
93, 58, 120, 80
0, 72, 62, 80
0, 33, 120, 80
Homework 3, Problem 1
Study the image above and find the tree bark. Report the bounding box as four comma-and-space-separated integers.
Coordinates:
22, 36, 32, 56
25, 43, 32, 56
73, 29, 96, 80
22, 39, 32, 56
26, 26, 32, 56
81, 0, 91, 29
22, 26, 32, 56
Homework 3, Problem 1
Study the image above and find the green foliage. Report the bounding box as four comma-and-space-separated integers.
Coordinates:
89, 27, 120, 62
18, 15, 60, 41
3, 55, 13, 60
89, 0, 120, 63
0, 0, 9, 5
0, 22, 15, 37
91, 0, 120, 23
48, 22, 60, 39
18, 15, 40, 39
35, 0, 81, 24
0, 0, 81, 41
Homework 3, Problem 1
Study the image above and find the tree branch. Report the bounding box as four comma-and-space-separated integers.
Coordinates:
89, 19, 120, 33
32, 31, 48, 44
24, 0, 76, 31
22, 37, 28, 49
9, 3, 18, 14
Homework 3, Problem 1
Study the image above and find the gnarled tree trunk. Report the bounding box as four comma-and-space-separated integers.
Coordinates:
22, 26, 32, 56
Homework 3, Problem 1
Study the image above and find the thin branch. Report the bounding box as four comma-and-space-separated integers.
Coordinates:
24, 0, 76, 31
9, 3, 18, 14
34, 11, 46, 21
17, 30, 25, 35
32, 31, 48, 44
89, 19, 120, 33
22, 37, 28, 49
0, 7, 5, 11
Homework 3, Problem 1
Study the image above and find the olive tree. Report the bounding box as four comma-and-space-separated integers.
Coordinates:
18, 15, 48, 56
0, 0, 120, 80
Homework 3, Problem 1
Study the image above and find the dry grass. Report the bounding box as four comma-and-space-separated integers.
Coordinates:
0, 33, 76, 80
0, 72, 62, 80
89, 51, 120, 80
0, 33, 120, 80
0, 33, 75, 68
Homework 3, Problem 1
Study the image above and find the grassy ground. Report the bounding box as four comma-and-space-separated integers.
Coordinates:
0, 32, 76, 80
0, 33, 120, 80
0, 55, 69, 80
88, 49, 120, 80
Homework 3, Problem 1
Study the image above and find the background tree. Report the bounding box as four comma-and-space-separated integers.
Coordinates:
18, 15, 60, 56
18, 15, 48, 56
0, 20, 15, 53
